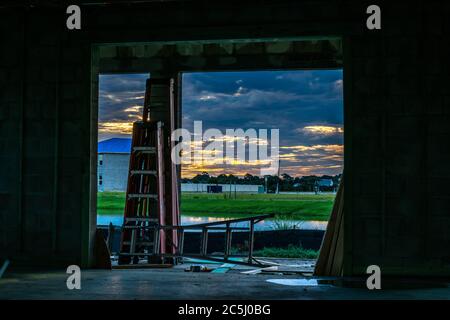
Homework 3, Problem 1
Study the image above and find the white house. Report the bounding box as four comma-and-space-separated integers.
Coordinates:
98, 138, 131, 192
98, 138, 264, 193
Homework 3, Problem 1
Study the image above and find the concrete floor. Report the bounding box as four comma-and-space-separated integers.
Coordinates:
1, 265, 449, 300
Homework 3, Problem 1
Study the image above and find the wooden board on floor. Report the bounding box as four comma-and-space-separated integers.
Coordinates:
112, 263, 173, 270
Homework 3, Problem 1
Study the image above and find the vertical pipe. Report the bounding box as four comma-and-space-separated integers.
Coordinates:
153, 227, 160, 255
248, 220, 255, 264
225, 223, 232, 260
157, 122, 166, 254
169, 77, 179, 252
201, 228, 208, 256
178, 229, 185, 255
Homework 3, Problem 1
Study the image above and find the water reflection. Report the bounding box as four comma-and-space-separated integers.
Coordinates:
97, 213, 327, 231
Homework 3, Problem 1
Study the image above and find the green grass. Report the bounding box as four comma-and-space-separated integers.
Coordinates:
97, 192, 127, 211
97, 191, 334, 221
253, 245, 319, 259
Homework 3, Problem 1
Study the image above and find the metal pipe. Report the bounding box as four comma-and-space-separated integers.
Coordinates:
248, 221, 255, 264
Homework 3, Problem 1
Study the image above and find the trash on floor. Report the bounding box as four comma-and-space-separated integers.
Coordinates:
211, 263, 236, 274
185, 265, 211, 272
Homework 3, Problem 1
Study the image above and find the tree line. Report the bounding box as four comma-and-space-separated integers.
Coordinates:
181, 172, 342, 192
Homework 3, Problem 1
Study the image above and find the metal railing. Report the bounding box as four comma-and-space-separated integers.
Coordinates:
117, 213, 274, 266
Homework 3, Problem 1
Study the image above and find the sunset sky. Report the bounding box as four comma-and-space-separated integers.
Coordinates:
98, 70, 343, 178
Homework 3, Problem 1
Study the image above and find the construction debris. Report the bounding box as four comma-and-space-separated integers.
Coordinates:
241, 266, 279, 275
211, 263, 235, 274
113, 264, 173, 270
185, 265, 211, 272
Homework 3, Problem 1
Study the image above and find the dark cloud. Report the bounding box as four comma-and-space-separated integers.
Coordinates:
182, 70, 343, 146
99, 70, 343, 176
99, 73, 148, 122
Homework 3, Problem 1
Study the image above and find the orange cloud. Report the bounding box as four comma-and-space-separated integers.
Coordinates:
300, 125, 343, 136
98, 122, 134, 135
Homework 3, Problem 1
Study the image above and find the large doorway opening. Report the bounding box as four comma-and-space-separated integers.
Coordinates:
179, 70, 343, 265
89, 38, 344, 268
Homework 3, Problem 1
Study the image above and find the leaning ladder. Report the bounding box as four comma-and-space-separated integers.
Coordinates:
118, 79, 169, 265
118, 120, 166, 265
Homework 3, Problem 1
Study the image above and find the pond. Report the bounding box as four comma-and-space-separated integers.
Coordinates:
97, 213, 327, 231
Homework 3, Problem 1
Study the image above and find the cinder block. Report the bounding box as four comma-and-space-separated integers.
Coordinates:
176, 44, 203, 56
0, 69, 7, 83
265, 42, 292, 54
354, 196, 381, 215
429, 196, 450, 217
235, 43, 264, 55
203, 44, 226, 56
388, 76, 419, 95
219, 57, 237, 65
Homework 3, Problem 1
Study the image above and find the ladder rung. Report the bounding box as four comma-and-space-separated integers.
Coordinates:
122, 225, 158, 230
125, 217, 158, 223
128, 194, 158, 199
122, 241, 155, 246
119, 253, 159, 257
130, 170, 157, 176
133, 146, 156, 153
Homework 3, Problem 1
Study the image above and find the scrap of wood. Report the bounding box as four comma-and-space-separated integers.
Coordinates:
241, 266, 279, 275
251, 259, 280, 266
211, 263, 236, 273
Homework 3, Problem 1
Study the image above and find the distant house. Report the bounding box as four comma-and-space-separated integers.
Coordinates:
318, 179, 334, 188
182, 183, 264, 194
98, 138, 131, 192
314, 178, 335, 192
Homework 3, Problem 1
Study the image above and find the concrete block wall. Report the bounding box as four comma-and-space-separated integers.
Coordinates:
97, 39, 343, 73
0, 8, 92, 266
0, 0, 449, 274
345, 1, 450, 275
0, 12, 24, 260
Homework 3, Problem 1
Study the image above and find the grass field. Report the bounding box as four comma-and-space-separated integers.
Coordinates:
98, 192, 335, 221
253, 245, 318, 259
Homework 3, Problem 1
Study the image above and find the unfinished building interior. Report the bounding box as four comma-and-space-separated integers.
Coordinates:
0, 0, 449, 299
